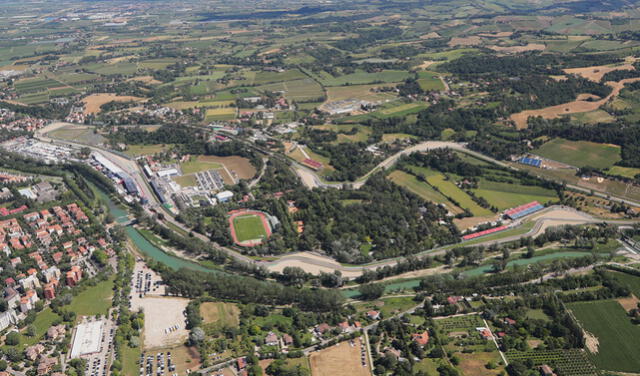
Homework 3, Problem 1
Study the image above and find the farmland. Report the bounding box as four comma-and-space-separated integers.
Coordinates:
472, 180, 558, 210
534, 139, 622, 169
309, 338, 371, 376
199, 302, 240, 327
568, 300, 640, 372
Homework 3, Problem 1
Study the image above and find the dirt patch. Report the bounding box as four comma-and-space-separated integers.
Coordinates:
417, 60, 437, 69
583, 330, 599, 353
454, 215, 500, 231
576, 93, 601, 101
527, 339, 543, 349
479, 31, 514, 38
564, 64, 635, 82
82, 93, 145, 115
310, 338, 370, 376
617, 294, 640, 311
448, 331, 467, 337
420, 32, 440, 39
510, 77, 640, 128
127, 76, 162, 85
457, 352, 502, 376
489, 43, 545, 53
449, 36, 482, 47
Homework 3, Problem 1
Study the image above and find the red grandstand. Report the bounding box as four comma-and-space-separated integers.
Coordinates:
462, 225, 508, 241
302, 158, 323, 170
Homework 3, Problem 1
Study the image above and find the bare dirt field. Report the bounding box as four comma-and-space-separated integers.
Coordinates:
448, 36, 482, 47
453, 214, 500, 231
127, 76, 162, 85
510, 77, 640, 128
489, 43, 545, 53
197, 155, 256, 180
617, 295, 640, 311
82, 93, 145, 115
267, 252, 362, 278
310, 338, 371, 376
139, 297, 189, 350
564, 64, 635, 82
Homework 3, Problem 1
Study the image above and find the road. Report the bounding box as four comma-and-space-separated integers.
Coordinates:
35, 123, 640, 278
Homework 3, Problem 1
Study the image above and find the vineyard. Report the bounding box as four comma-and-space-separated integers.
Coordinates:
506, 349, 598, 376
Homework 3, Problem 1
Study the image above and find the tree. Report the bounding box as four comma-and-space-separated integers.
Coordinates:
189, 327, 205, 345
359, 283, 384, 300
5, 331, 20, 346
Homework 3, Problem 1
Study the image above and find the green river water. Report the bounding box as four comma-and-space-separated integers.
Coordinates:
94, 187, 217, 273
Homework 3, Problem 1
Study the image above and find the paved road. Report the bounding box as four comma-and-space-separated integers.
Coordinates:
35, 124, 640, 278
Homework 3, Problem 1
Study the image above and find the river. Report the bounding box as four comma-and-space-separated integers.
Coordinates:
93, 187, 218, 273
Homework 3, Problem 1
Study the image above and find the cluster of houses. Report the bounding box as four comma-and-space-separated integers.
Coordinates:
0, 109, 49, 132
0, 203, 114, 332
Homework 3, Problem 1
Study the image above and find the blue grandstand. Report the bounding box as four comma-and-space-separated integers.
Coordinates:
518, 157, 542, 167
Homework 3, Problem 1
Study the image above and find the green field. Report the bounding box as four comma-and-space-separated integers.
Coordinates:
312, 69, 410, 86
417, 71, 445, 91
534, 138, 621, 169
232, 214, 268, 243
124, 144, 173, 157
200, 302, 240, 327
426, 173, 493, 216
607, 166, 640, 179
388, 170, 462, 213
180, 156, 223, 174
606, 271, 640, 297
473, 180, 557, 210
568, 299, 640, 372
67, 276, 115, 317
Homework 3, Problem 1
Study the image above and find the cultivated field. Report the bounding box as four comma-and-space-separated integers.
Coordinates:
82, 93, 145, 115
568, 300, 640, 372
510, 77, 640, 128
200, 302, 240, 327
472, 180, 558, 210
533, 138, 621, 169
563, 64, 635, 82
309, 338, 371, 376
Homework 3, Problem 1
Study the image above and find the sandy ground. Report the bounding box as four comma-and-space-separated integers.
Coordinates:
489, 43, 545, 53
82, 93, 145, 115
267, 252, 363, 278
564, 64, 635, 82
138, 296, 189, 349
129, 260, 189, 350
617, 295, 639, 311
310, 338, 371, 376
510, 77, 640, 128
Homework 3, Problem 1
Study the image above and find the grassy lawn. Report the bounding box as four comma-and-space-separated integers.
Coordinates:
205, 107, 236, 121
173, 174, 198, 187
180, 156, 223, 174
417, 71, 445, 91
388, 170, 462, 214
606, 271, 640, 297
426, 174, 492, 216
607, 166, 640, 179
20, 308, 60, 347
233, 214, 268, 242
534, 138, 621, 169
473, 180, 558, 210
67, 275, 115, 318
568, 299, 640, 372
123, 144, 172, 157
121, 343, 141, 376
199, 302, 240, 327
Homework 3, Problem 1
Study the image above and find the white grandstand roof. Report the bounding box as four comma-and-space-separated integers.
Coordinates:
70, 320, 104, 358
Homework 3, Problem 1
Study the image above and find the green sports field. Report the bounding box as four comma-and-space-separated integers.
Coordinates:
568, 299, 640, 372
534, 138, 621, 169
233, 214, 268, 243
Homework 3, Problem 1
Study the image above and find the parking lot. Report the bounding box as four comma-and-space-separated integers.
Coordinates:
76, 316, 117, 376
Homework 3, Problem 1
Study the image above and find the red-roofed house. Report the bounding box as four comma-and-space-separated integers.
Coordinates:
412, 331, 430, 346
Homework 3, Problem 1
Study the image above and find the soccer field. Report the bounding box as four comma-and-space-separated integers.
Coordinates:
233, 215, 268, 242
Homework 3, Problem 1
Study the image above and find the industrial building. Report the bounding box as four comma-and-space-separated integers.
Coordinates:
70, 319, 104, 358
